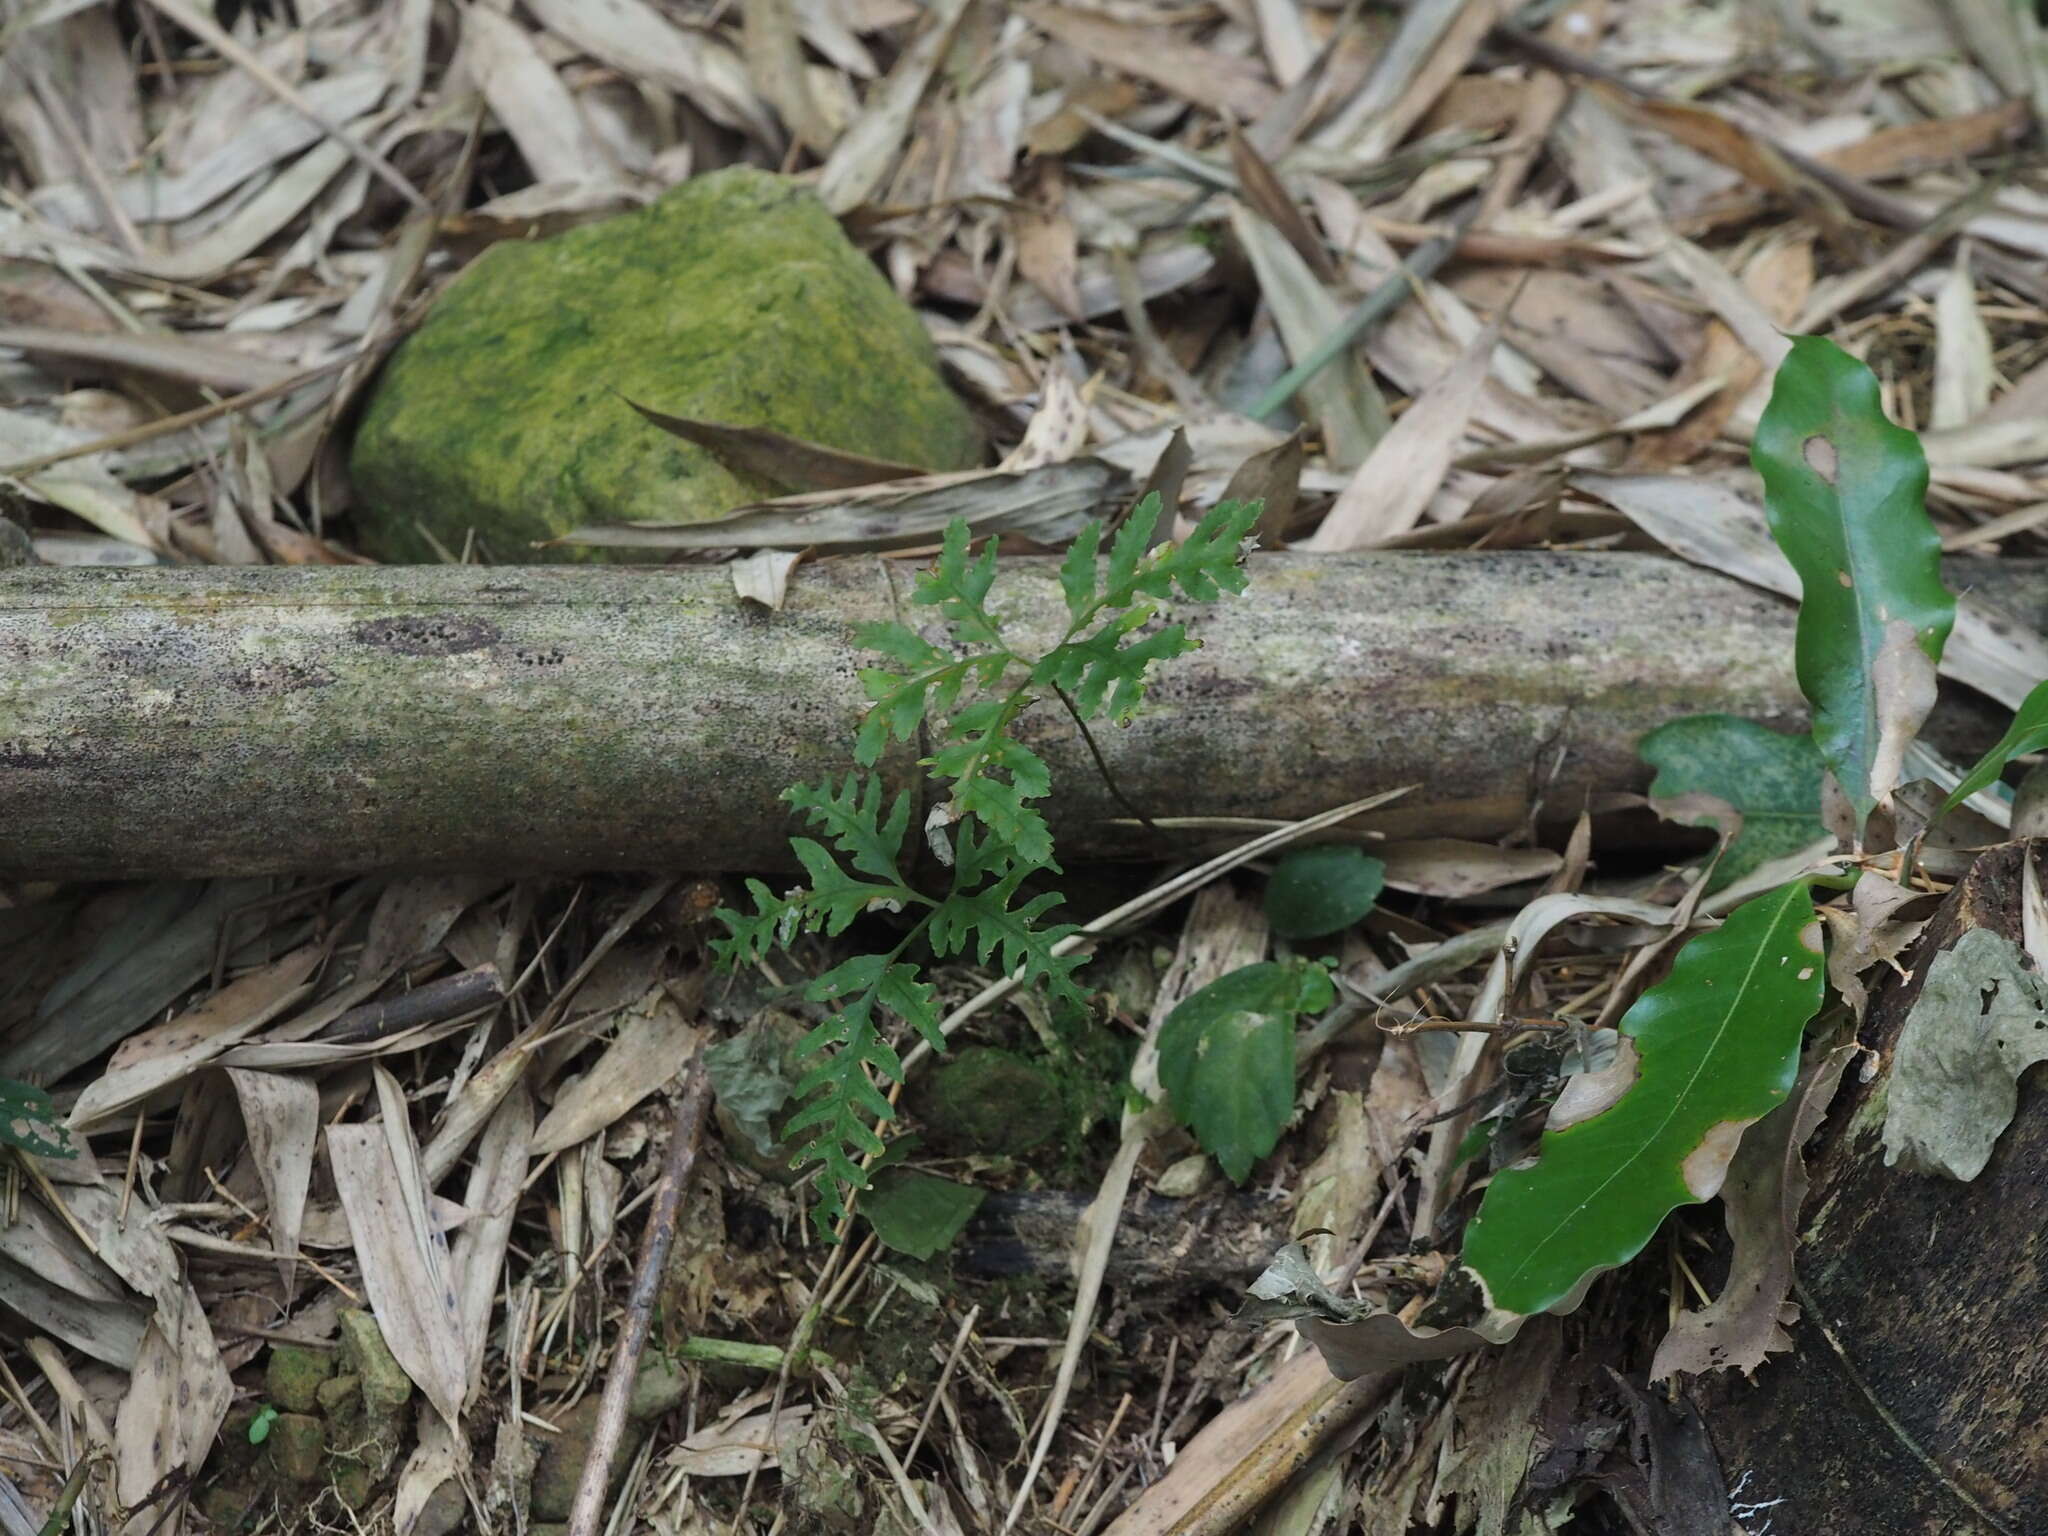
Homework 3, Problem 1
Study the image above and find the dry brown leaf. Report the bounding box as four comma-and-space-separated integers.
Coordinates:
1617, 93, 1850, 239
1378, 840, 1563, 898
114, 1284, 231, 1526
522, 0, 772, 139
67, 946, 321, 1132
225, 1067, 320, 1290
998, 370, 1090, 473
460, 4, 620, 188
1227, 122, 1334, 284
816, 0, 968, 214
531, 985, 703, 1156
1652, 1044, 1855, 1380
1012, 155, 1084, 323
328, 1106, 468, 1428
1304, 323, 1495, 550
1019, 2, 1277, 121
1220, 427, 1304, 548
1932, 253, 1995, 432
624, 399, 929, 490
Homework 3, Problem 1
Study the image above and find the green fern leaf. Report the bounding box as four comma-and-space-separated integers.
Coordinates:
788, 840, 915, 935
785, 774, 916, 887
711, 878, 802, 966
929, 832, 1089, 1006
1035, 614, 1194, 722
1059, 520, 1102, 620
910, 521, 1004, 647
782, 955, 940, 1230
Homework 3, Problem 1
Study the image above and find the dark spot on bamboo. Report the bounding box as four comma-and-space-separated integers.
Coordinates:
229, 660, 335, 694
351, 615, 501, 655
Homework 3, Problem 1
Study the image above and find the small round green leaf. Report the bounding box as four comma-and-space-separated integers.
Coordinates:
1265, 846, 1385, 939
1157, 960, 1331, 1182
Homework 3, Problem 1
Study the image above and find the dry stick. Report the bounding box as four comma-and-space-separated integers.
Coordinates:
138, 0, 428, 213
565, 1058, 713, 1536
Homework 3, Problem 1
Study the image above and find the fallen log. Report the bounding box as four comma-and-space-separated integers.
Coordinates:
0, 552, 2037, 880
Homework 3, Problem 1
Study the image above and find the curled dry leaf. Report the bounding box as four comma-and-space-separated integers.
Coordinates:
530, 984, 703, 1156
1652, 1043, 1855, 1380
1238, 1243, 1517, 1382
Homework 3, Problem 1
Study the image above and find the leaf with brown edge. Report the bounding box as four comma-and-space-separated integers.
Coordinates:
1462, 881, 1826, 1318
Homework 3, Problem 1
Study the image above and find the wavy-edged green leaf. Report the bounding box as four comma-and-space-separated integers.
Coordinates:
1462, 882, 1825, 1317
1639, 715, 1828, 890
1157, 960, 1335, 1182
1753, 337, 1954, 819
928, 833, 1088, 1007
1943, 677, 2048, 813
862, 1168, 986, 1259
1264, 845, 1386, 939
909, 519, 1004, 647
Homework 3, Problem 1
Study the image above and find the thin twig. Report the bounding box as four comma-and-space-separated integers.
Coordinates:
1051, 681, 1162, 838
565, 1058, 713, 1536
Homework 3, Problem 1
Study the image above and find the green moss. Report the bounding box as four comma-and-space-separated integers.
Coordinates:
911, 1046, 1060, 1155
264, 1343, 334, 1414
350, 168, 981, 562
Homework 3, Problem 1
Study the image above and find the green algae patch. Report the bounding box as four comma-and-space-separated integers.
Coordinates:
349, 168, 981, 563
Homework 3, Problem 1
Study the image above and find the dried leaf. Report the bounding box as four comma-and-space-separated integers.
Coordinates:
531, 986, 703, 1155
624, 400, 929, 491
1652, 1043, 1854, 1379
225, 1068, 319, 1290
999, 370, 1089, 473
67, 946, 321, 1132
1931, 256, 1995, 431
1019, 1, 1276, 120
1883, 927, 2048, 1181
567, 458, 1123, 552
731, 548, 803, 610
1304, 323, 1494, 551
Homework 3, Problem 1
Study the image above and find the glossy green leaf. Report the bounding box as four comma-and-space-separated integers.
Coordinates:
1264, 846, 1386, 939
1943, 677, 2048, 813
1157, 960, 1334, 1182
861, 1169, 986, 1260
1753, 337, 1954, 820
1462, 882, 1825, 1317
0, 1078, 72, 1159
1639, 715, 1828, 889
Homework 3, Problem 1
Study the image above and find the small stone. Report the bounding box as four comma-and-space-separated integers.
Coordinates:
1154, 1152, 1216, 1198
338, 1310, 413, 1420
266, 1414, 325, 1485
265, 1343, 335, 1414
316, 1371, 361, 1417
911, 1046, 1061, 1155
349, 167, 981, 562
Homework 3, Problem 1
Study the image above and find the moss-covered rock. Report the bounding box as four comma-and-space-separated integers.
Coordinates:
911, 1046, 1061, 1155
349, 168, 981, 562
266, 1414, 326, 1485
265, 1343, 334, 1415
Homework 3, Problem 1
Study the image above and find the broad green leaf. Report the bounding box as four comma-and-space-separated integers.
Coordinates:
0, 1079, 71, 1160
1264, 846, 1386, 939
1462, 882, 1824, 1317
1157, 960, 1335, 1182
1943, 677, 2048, 813
1638, 715, 1828, 890
861, 1169, 986, 1259
1753, 337, 1954, 820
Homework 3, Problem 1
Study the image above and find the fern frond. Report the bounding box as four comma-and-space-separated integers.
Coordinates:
785, 774, 917, 887
928, 829, 1089, 1007
783, 955, 939, 1231
909, 521, 1005, 648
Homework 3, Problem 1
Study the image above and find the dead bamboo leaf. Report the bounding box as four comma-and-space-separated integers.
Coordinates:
1304, 323, 1494, 550
1220, 428, 1304, 548
816, 0, 968, 214
1012, 155, 1084, 323
530, 986, 702, 1156
744, 0, 835, 152
1019, 1, 1277, 121
1932, 253, 1995, 432
1378, 840, 1563, 898
624, 400, 929, 491
67, 946, 322, 1132
566, 457, 1123, 552
114, 1284, 230, 1519
522, 0, 773, 139
999, 370, 1090, 473
225, 1068, 319, 1291
1227, 123, 1334, 284
328, 1103, 468, 1427
730, 548, 804, 610
461, 4, 620, 188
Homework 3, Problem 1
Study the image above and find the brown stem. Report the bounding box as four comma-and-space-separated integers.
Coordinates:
1050, 682, 1162, 839
564, 1057, 714, 1536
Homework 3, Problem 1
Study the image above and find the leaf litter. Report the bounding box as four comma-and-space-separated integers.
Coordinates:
7, 0, 2048, 1531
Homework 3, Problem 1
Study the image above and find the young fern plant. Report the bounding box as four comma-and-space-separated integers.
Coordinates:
713, 494, 1263, 1230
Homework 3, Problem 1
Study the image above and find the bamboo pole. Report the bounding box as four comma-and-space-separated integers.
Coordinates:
0, 553, 2034, 879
